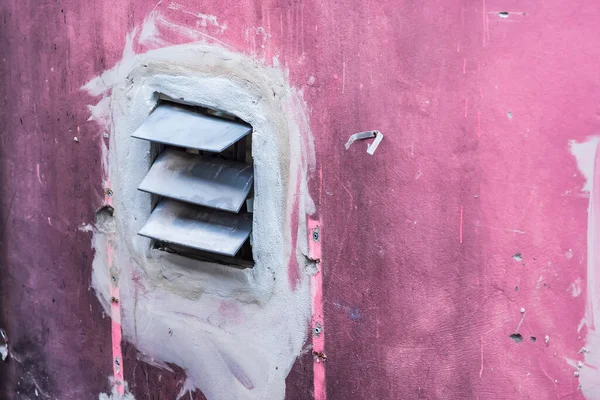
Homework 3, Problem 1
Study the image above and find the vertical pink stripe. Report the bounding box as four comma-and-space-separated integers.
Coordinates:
288, 175, 302, 291
459, 205, 464, 244
309, 217, 326, 400
482, 0, 487, 47
105, 179, 125, 395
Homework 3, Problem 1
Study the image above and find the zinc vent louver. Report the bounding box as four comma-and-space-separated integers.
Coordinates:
132, 101, 254, 261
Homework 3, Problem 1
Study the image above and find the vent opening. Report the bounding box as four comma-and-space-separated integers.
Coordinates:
132, 98, 254, 267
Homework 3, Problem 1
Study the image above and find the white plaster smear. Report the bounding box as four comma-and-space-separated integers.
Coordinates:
83, 10, 315, 400
168, 2, 227, 32
569, 277, 583, 298
98, 381, 135, 400
571, 137, 599, 193
569, 136, 600, 398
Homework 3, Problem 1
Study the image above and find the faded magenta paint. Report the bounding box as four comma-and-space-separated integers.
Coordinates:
1, 0, 599, 399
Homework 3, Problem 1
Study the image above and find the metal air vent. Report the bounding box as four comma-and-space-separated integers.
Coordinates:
132, 100, 254, 267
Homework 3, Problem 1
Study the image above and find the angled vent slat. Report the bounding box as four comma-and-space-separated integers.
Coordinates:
139, 199, 252, 257
138, 148, 253, 213
132, 103, 252, 152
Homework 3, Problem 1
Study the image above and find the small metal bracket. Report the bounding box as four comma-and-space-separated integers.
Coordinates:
345, 130, 384, 155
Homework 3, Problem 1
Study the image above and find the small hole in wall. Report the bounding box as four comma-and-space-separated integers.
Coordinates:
95, 204, 114, 218
498, 11, 509, 18
95, 205, 116, 233
313, 323, 323, 336
509, 333, 523, 343
530, 336, 536, 343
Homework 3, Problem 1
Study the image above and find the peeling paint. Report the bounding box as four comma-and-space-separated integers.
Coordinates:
569, 136, 600, 398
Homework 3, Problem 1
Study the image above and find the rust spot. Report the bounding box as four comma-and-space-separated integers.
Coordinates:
312, 350, 327, 363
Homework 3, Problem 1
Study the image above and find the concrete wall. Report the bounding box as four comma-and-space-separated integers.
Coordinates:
1, 0, 599, 398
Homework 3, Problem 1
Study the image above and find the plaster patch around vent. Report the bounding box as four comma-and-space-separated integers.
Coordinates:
83, 43, 315, 399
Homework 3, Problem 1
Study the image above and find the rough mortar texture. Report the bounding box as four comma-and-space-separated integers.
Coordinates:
83, 42, 315, 399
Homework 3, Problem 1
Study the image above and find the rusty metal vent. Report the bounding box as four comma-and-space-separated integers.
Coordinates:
132, 101, 254, 266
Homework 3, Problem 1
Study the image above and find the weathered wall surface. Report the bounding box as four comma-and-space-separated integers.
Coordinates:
1, 0, 599, 399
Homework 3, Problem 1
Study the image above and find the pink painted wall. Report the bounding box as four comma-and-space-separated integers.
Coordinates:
1, 0, 598, 398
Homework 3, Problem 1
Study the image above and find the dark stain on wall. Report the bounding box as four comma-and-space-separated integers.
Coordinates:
0, 0, 111, 398
123, 344, 209, 399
